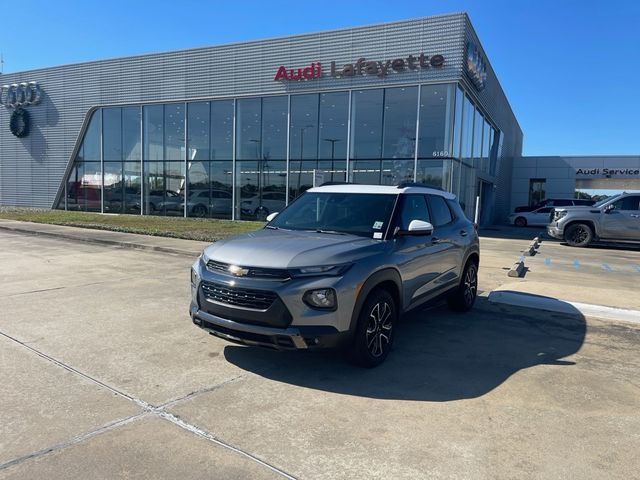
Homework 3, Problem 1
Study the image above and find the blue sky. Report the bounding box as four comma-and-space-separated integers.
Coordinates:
3, 0, 639, 156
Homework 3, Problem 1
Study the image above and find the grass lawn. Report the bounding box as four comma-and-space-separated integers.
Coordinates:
0, 208, 264, 242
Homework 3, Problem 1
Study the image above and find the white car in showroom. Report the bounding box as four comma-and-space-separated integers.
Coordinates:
508, 206, 554, 227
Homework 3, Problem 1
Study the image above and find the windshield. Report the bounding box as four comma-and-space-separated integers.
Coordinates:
593, 194, 621, 208
268, 192, 398, 238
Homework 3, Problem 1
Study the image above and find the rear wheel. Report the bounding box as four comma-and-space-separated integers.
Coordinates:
514, 216, 527, 227
447, 260, 478, 312
192, 204, 207, 218
351, 289, 397, 368
565, 223, 593, 247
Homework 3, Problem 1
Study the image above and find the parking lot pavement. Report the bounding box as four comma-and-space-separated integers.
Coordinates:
479, 226, 640, 310
1, 230, 640, 479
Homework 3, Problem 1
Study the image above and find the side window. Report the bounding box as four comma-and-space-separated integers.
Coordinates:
613, 196, 640, 211
427, 195, 453, 227
555, 200, 572, 206
537, 207, 553, 213
399, 195, 430, 229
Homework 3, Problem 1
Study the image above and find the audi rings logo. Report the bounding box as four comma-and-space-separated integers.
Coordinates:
465, 42, 487, 91
1, 82, 43, 108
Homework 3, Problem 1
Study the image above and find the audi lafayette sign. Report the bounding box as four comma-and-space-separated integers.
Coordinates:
274, 53, 445, 81
1, 82, 43, 108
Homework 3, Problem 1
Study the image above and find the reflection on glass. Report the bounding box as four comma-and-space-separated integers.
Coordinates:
261, 96, 287, 160
123, 107, 141, 161
418, 84, 454, 158
124, 161, 141, 213
473, 108, 484, 166
66, 161, 102, 212
103, 161, 123, 213
452, 87, 464, 159
319, 92, 348, 160
382, 86, 418, 159
103, 108, 122, 161
164, 104, 185, 160
236, 160, 287, 220
288, 159, 347, 201
143, 105, 164, 161
461, 95, 474, 164
236, 98, 261, 160
77, 111, 101, 161
350, 89, 383, 160
290, 94, 319, 160
211, 100, 234, 160
188, 102, 210, 161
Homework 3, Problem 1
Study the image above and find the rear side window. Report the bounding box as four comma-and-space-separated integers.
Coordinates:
399, 195, 430, 229
427, 195, 453, 226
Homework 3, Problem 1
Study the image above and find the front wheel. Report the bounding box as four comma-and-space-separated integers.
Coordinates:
565, 223, 593, 247
447, 260, 478, 312
350, 289, 397, 368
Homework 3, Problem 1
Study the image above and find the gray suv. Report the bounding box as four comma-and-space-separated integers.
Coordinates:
547, 192, 640, 247
190, 184, 480, 367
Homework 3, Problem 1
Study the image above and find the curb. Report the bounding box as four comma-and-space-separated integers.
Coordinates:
488, 290, 640, 325
0, 224, 201, 257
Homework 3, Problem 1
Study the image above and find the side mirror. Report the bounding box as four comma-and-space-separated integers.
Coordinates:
398, 220, 434, 236
265, 212, 279, 222
604, 204, 615, 213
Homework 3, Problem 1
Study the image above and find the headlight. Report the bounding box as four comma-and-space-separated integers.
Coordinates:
191, 267, 198, 286
289, 264, 352, 277
303, 288, 337, 310
556, 211, 568, 220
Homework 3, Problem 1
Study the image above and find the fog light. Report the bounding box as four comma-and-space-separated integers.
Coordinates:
303, 288, 337, 310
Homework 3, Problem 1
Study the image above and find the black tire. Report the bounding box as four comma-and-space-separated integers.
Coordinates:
447, 259, 478, 312
565, 223, 593, 247
514, 216, 527, 227
350, 288, 397, 368
192, 204, 207, 218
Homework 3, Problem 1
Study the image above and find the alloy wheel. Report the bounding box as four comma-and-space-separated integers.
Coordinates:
365, 301, 393, 358
571, 227, 588, 244
463, 264, 478, 306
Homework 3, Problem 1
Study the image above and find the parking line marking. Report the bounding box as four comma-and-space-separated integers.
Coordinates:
602, 263, 613, 272
573, 260, 580, 270
544, 258, 551, 266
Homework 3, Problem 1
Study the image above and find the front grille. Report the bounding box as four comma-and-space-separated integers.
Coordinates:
206, 260, 290, 281
201, 281, 277, 310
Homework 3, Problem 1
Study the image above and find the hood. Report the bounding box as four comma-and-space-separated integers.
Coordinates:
553, 205, 601, 212
203, 228, 386, 268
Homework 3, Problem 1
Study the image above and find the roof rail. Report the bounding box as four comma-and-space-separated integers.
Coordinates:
396, 181, 445, 191
319, 181, 356, 187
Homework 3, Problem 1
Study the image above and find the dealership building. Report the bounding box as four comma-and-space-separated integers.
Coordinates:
0, 13, 636, 225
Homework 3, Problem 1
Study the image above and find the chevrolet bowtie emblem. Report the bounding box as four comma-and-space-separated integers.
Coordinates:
228, 265, 249, 276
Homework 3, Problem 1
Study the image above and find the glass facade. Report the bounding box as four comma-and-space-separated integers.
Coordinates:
57, 83, 500, 220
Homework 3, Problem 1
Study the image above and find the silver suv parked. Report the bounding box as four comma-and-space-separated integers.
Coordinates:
190, 184, 480, 367
547, 192, 640, 247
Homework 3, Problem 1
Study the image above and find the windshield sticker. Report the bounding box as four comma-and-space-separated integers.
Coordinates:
373, 232, 383, 239
373, 221, 384, 230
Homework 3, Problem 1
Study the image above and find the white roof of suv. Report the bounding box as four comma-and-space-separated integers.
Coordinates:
307, 183, 456, 200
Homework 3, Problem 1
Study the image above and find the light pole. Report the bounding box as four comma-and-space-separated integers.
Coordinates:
296, 125, 314, 196
323, 138, 340, 182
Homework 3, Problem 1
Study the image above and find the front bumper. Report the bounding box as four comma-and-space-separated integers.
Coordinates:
190, 302, 348, 350
547, 225, 563, 239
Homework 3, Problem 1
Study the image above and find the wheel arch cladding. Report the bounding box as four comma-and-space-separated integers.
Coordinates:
349, 268, 402, 333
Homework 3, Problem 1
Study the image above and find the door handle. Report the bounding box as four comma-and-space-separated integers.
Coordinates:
460, 230, 468, 237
